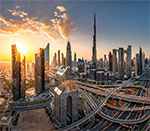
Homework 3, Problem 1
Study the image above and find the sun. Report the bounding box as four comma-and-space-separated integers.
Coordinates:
16, 43, 27, 55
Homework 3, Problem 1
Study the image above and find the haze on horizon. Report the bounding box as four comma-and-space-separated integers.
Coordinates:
0, 1, 149, 63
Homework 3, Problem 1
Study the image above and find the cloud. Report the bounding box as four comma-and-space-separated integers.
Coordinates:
51, 11, 74, 39
0, 5, 74, 41
24, 17, 61, 40
0, 26, 19, 34
54, 11, 58, 17
15, 5, 20, 9
0, 16, 38, 34
8, 9, 27, 18
0, 15, 62, 41
56, 6, 66, 12
61, 13, 69, 22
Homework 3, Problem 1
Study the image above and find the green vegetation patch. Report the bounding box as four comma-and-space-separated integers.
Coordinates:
79, 97, 83, 104
115, 101, 120, 107
107, 99, 110, 103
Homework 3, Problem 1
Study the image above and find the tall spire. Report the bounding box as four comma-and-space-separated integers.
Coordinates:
94, 13, 96, 39
92, 13, 97, 64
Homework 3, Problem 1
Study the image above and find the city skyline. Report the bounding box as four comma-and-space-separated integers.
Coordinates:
0, 1, 149, 62
0, 1, 150, 130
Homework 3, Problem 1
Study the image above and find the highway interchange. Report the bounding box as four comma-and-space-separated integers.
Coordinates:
61, 65, 150, 131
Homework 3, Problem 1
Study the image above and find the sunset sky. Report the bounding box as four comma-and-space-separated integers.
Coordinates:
0, 1, 149, 63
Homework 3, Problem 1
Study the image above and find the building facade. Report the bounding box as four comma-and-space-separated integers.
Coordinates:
54, 81, 78, 127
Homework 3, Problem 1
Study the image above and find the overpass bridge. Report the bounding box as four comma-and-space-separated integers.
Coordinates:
77, 81, 145, 89
8, 97, 51, 111
77, 84, 150, 104
81, 89, 150, 125
105, 103, 150, 111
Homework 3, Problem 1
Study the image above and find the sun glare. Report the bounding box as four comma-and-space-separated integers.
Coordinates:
16, 43, 27, 55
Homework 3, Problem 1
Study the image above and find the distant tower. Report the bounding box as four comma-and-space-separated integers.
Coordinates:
118, 48, 124, 80
74, 52, 77, 67
112, 49, 117, 74
58, 50, 60, 66
55, 52, 57, 65
61, 53, 64, 65
108, 52, 113, 71
92, 13, 97, 64
53, 52, 57, 65
104, 55, 108, 68
27, 62, 30, 75
142, 52, 145, 71
135, 53, 140, 76
31, 63, 34, 79
126, 45, 132, 78
139, 47, 143, 74
66, 41, 72, 68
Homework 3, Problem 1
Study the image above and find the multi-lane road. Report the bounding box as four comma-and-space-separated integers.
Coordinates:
61, 65, 150, 130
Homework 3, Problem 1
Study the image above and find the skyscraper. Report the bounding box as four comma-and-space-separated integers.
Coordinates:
139, 47, 143, 74
92, 13, 97, 64
108, 52, 113, 71
61, 53, 64, 65
126, 45, 132, 78
135, 53, 140, 76
12, 44, 26, 101
112, 49, 117, 74
40, 48, 45, 92
74, 52, 77, 67
78, 58, 84, 73
104, 54, 108, 68
142, 52, 145, 71
53, 52, 57, 66
58, 50, 60, 66
44, 43, 50, 88
12, 44, 21, 101
35, 48, 45, 94
66, 41, 72, 68
27, 62, 30, 75
31, 62, 34, 79
118, 48, 124, 80
44, 43, 49, 70
21, 56, 26, 98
